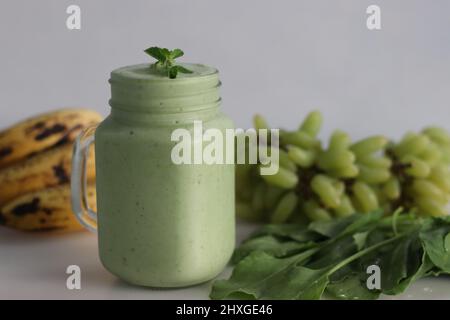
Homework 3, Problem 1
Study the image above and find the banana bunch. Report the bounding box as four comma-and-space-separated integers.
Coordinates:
0, 109, 102, 232
236, 111, 450, 224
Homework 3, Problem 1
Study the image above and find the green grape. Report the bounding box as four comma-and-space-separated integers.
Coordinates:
270, 191, 298, 223
352, 181, 379, 213
317, 131, 357, 173
260, 166, 298, 189
393, 133, 430, 158
441, 148, 450, 164
332, 180, 345, 198
328, 163, 360, 179
402, 155, 431, 178
429, 165, 450, 193
278, 149, 297, 172
382, 177, 401, 200
423, 127, 450, 146
244, 111, 450, 222
281, 131, 320, 149
318, 150, 355, 170
356, 155, 392, 168
357, 165, 391, 184
299, 111, 323, 137
253, 114, 272, 145
236, 202, 260, 221
302, 200, 332, 221
350, 195, 364, 213
416, 197, 447, 217
253, 114, 269, 130
251, 183, 266, 213
411, 179, 447, 203
350, 136, 388, 157
417, 143, 442, 166
264, 186, 285, 210
310, 174, 341, 208
287, 145, 316, 168
329, 130, 351, 151
333, 195, 356, 217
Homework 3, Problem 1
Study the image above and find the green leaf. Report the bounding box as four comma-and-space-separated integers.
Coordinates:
170, 48, 184, 59
391, 207, 403, 236
232, 235, 316, 264
306, 235, 358, 269
420, 217, 450, 272
210, 249, 322, 300
353, 232, 369, 251
389, 251, 436, 295
250, 224, 324, 242
161, 48, 171, 57
444, 233, 450, 252
144, 47, 167, 62
176, 65, 194, 74
143, 46, 191, 79
308, 211, 382, 238
362, 233, 420, 294
211, 213, 450, 301
326, 273, 380, 300
168, 66, 178, 79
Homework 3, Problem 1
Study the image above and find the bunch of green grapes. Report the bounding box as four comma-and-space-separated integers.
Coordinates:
235, 111, 450, 224
386, 129, 450, 217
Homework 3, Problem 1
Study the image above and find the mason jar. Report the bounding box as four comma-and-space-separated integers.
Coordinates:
72, 63, 235, 287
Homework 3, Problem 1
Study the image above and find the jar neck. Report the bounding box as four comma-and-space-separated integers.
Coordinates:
110, 100, 221, 126
108, 63, 221, 118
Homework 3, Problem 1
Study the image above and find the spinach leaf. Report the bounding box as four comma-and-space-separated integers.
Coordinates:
232, 235, 316, 264
359, 232, 424, 295
420, 217, 450, 272
211, 213, 450, 300
210, 249, 320, 300
308, 211, 382, 238
306, 235, 358, 269
250, 224, 323, 242
326, 273, 380, 300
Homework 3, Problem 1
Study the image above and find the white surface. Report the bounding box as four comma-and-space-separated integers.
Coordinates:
0, 222, 253, 300
0, 222, 449, 300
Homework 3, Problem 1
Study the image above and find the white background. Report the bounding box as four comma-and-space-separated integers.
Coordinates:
1, 0, 450, 299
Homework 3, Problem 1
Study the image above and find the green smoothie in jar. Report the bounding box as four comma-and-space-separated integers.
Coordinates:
72, 57, 235, 288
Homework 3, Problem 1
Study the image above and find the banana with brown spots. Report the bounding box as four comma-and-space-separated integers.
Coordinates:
0, 184, 97, 232
0, 108, 102, 169
0, 144, 96, 206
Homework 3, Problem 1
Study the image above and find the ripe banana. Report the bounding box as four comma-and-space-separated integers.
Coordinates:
0, 184, 97, 232
0, 144, 96, 206
0, 108, 102, 169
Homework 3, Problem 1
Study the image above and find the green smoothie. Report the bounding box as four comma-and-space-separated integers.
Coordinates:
94, 63, 235, 287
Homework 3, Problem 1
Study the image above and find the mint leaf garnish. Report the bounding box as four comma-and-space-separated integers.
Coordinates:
144, 46, 193, 79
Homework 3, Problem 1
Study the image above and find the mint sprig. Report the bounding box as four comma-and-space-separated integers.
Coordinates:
144, 47, 193, 79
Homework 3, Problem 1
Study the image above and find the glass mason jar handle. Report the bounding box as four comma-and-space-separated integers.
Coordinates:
71, 125, 97, 232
